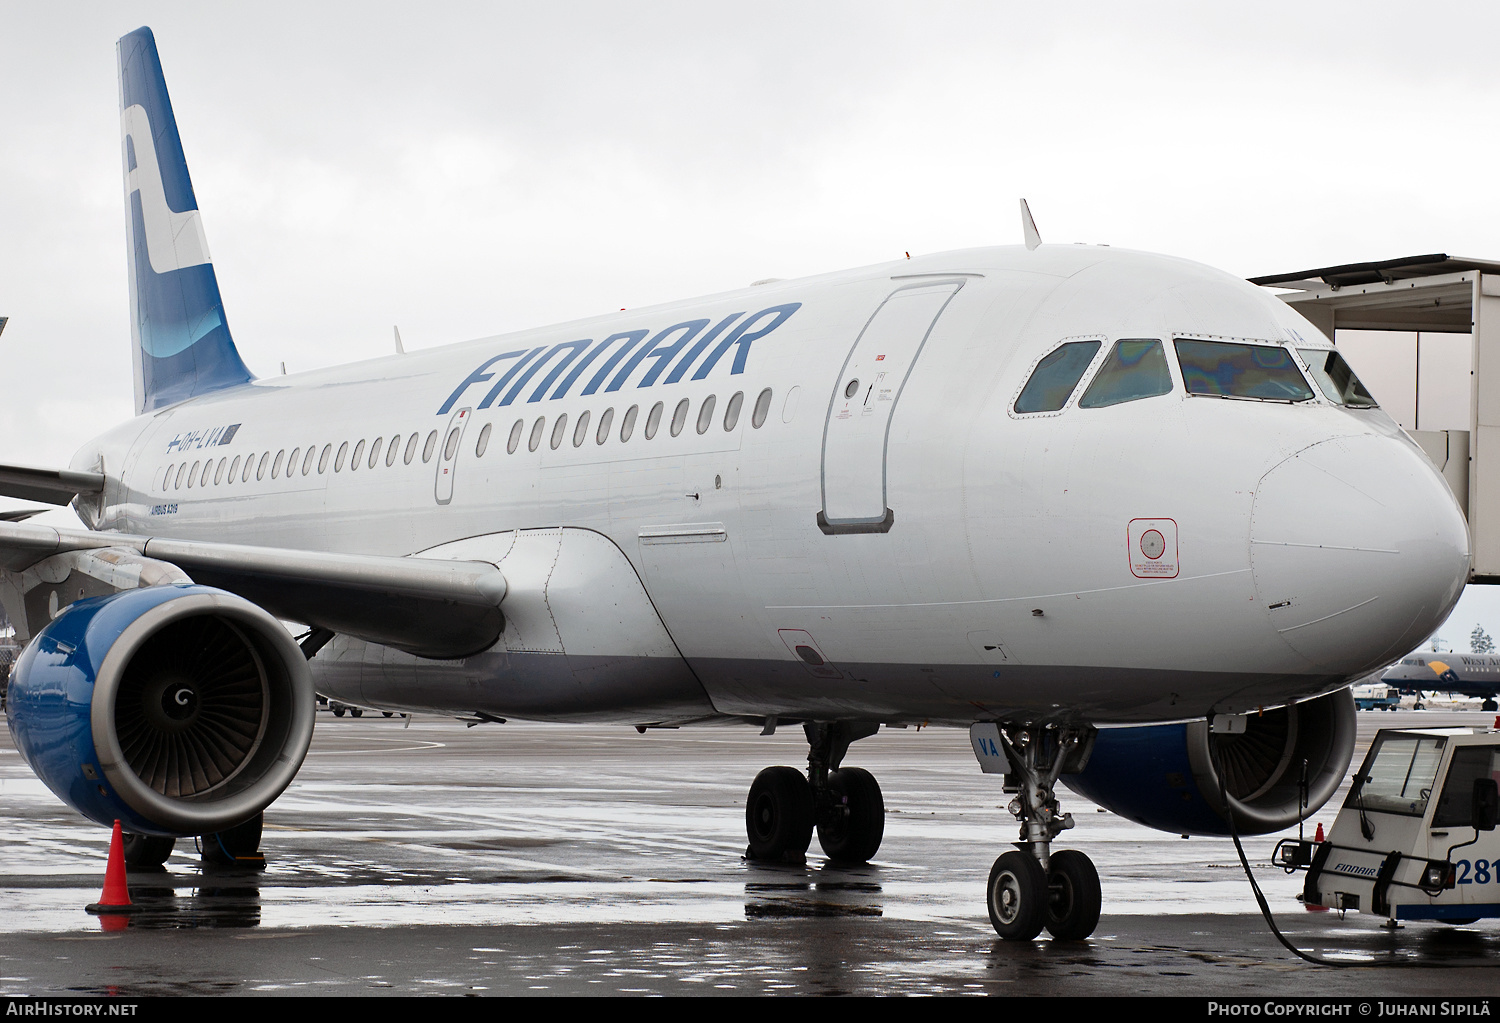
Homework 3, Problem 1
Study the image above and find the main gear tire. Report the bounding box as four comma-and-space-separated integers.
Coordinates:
745, 767, 814, 862
122, 832, 176, 869
816, 767, 885, 863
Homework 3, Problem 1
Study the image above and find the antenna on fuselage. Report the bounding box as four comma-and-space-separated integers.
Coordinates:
1020, 199, 1042, 250
394, 326, 406, 355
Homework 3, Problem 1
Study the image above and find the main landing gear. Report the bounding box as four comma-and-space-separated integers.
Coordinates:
976, 722, 1102, 941
745, 721, 884, 864
120, 810, 266, 870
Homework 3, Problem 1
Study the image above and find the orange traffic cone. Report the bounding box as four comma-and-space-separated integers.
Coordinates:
86, 820, 139, 916
1314, 822, 1325, 843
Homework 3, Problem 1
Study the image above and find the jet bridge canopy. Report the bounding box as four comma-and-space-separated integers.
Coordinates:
1253, 255, 1500, 583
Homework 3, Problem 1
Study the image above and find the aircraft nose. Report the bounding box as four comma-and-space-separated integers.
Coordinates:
1250, 434, 1470, 673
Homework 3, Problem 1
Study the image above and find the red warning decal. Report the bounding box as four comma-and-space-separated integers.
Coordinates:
1128, 518, 1178, 579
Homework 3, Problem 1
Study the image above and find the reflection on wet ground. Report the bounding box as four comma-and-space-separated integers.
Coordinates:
2, 710, 1499, 995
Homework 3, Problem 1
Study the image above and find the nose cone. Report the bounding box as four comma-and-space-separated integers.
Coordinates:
1250, 434, 1469, 674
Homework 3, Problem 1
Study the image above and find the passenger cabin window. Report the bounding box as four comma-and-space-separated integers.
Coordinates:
1015, 340, 1101, 413
1078, 339, 1173, 408
1298, 349, 1378, 408
752, 388, 773, 429
507, 420, 524, 454
1175, 339, 1314, 402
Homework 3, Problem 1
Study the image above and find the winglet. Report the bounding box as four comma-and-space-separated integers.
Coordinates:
1020, 199, 1042, 251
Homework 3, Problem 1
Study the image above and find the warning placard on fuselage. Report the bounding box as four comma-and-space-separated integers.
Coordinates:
1128, 518, 1178, 579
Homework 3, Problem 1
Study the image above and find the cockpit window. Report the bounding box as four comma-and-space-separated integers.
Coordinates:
1297, 348, 1378, 408
1175, 339, 1314, 402
1015, 340, 1101, 413
1078, 339, 1173, 408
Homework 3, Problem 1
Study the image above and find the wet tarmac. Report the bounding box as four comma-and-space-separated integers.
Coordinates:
2, 708, 1499, 996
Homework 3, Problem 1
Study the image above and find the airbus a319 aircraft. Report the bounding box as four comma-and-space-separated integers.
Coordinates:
0, 28, 1473, 941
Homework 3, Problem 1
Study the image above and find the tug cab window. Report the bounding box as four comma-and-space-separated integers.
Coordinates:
1298, 348, 1378, 408
1015, 340, 1101, 413
1433, 746, 1500, 827
1175, 339, 1314, 402
1350, 735, 1446, 817
1078, 339, 1173, 408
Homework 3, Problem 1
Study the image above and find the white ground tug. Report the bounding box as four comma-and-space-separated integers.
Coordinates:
1276, 727, 1500, 925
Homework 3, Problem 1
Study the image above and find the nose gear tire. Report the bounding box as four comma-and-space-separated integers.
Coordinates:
816, 766, 885, 862
745, 766, 814, 861
988, 850, 1047, 940
1043, 849, 1101, 940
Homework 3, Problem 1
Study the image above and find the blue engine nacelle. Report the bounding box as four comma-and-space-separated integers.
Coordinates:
1062, 688, 1356, 836
5, 584, 315, 837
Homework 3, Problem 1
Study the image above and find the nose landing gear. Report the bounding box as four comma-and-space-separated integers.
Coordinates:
975, 722, 1101, 941
744, 721, 884, 864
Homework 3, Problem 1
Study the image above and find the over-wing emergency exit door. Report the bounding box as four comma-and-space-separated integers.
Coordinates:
818, 279, 964, 532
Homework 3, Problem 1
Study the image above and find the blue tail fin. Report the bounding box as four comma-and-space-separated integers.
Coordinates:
118, 27, 254, 414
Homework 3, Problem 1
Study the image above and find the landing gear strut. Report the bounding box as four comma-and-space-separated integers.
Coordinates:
745, 721, 884, 863
977, 722, 1101, 941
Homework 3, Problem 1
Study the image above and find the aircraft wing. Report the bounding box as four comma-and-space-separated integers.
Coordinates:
0, 519, 507, 659
0, 462, 106, 505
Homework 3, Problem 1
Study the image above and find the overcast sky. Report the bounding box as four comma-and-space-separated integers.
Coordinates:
3, 1, 1500, 647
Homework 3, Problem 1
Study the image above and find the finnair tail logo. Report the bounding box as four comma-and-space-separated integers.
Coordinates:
122, 104, 212, 275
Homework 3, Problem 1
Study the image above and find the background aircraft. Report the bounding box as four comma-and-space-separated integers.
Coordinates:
1381, 654, 1500, 709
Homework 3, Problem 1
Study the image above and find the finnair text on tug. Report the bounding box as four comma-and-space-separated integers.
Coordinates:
0, 27, 1470, 941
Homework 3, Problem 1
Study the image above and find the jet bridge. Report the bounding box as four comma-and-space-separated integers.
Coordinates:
1253, 255, 1500, 584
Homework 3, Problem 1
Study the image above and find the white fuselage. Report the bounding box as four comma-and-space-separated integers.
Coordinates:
71, 244, 1472, 726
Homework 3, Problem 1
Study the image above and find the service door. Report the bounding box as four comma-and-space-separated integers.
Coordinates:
819, 279, 964, 532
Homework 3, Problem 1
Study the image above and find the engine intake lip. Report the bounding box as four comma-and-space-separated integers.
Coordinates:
1186, 687, 1356, 833
89, 589, 314, 834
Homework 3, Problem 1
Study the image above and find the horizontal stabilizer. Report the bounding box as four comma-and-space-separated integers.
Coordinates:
0, 463, 106, 506
0, 521, 507, 658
